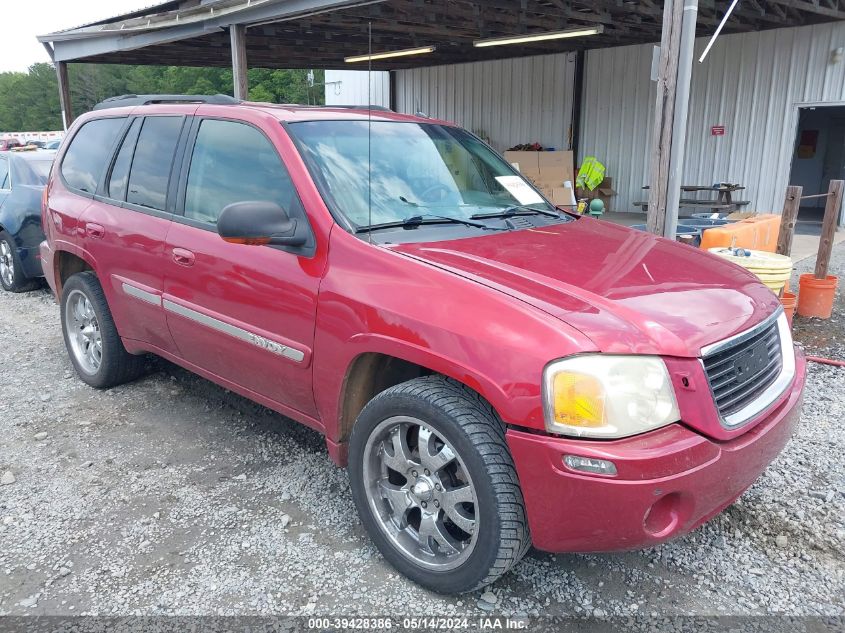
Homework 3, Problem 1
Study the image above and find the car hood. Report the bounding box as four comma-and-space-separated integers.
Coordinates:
390, 218, 780, 357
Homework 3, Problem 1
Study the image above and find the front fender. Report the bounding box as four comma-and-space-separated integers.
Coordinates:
312, 230, 597, 443
343, 332, 513, 419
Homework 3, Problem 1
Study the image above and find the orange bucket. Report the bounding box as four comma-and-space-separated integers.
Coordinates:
797, 274, 838, 319
780, 292, 797, 326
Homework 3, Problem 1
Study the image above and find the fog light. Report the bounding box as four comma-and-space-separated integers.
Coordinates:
563, 454, 617, 476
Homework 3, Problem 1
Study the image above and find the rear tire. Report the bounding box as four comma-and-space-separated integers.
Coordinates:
60, 271, 146, 388
0, 231, 39, 293
348, 375, 531, 594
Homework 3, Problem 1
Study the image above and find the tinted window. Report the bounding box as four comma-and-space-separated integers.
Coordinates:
61, 118, 125, 193
108, 118, 142, 201
185, 119, 297, 224
0, 158, 8, 189
126, 116, 183, 210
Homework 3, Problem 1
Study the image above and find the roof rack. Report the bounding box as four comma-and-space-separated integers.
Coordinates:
320, 104, 394, 112
93, 94, 239, 110
275, 103, 394, 112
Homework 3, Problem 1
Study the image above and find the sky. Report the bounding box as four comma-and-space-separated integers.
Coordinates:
1, 0, 154, 73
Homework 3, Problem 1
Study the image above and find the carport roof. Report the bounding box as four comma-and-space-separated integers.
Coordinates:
39, 0, 845, 70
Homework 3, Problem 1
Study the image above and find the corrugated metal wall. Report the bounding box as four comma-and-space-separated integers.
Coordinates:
394, 53, 577, 152
327, 22, 845, 214
582, 21, 845, 213
325, 70, 391, 107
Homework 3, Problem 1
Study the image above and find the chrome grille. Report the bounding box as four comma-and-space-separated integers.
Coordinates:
702, 316, 783, 419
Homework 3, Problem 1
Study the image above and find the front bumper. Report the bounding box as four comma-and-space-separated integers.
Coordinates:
507, 349, 806, 553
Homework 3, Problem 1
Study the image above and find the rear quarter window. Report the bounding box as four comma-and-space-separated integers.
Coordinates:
61, 118, 126, 194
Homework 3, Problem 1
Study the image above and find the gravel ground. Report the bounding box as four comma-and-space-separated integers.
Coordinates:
0, 246, 843, 621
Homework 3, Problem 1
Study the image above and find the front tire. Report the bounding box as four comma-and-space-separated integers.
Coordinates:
348, 376, 530, 593
60, 271, 145, 388
0, 231, 39, 293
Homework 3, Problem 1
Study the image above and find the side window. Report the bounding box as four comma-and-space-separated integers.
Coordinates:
0, 158, 8, 189
107, 118, 142, 202
126, 116, 183, 211
61, 118, 125, 193
184, 119, 299, 225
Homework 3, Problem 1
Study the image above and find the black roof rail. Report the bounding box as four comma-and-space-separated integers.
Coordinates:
322, 104, 393, 112
93, 94, 239, 110
276, 103, 394, 112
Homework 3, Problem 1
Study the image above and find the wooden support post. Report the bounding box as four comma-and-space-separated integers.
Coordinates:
55, 61, 73, 130
646, 0, 684, 235
815, 179, 844, 279
230, 24, 249, 100
776, 185, 802, 256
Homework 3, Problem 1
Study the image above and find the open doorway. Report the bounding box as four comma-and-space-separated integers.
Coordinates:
789, 105, 845, 232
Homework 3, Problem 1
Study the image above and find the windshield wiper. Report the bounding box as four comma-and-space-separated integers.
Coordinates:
470, 205, 561, 220
356, 214, 504, 234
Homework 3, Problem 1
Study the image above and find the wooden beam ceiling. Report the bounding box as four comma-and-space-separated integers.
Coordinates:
75, 0, 845, 70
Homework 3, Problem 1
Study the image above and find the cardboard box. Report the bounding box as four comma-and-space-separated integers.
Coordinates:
504, 150, 575, 203
538, 152, 575, 185
551, 185, 576, 207
504, 151, 542, 181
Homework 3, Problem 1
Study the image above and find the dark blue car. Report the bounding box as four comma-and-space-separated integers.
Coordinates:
0, 149, 55, 292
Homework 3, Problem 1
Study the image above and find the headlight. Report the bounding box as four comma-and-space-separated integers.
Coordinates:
542, 355, 680, 438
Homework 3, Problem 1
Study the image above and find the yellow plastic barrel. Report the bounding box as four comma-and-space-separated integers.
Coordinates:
708, 248, 792, 295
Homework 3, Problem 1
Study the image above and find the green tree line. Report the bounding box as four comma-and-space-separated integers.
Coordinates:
0, 63, 324, 131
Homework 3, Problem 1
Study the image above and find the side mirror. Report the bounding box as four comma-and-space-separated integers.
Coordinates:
217, 201, 307, 247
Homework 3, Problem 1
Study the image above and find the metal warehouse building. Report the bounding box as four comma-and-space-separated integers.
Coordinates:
328, 19, 845, 217
38, 0, 845, 225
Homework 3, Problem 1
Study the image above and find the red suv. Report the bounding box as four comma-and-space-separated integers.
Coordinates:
41, 95, 805, 593
0, 138, 23, 152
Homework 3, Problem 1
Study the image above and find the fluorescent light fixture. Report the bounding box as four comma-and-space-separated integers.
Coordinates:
345, 46, 436, 63
473, 26, 603, 48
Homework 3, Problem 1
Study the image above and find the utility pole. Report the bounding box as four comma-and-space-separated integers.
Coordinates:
647, 0, 699, 237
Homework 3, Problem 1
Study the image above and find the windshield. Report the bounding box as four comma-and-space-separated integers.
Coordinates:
287, 120, 556, 229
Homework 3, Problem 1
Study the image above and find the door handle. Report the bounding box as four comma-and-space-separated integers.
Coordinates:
85, 223, 105, 239
172, 247, 196, 267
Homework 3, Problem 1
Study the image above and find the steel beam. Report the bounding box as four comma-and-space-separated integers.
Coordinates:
45, 0, 385, 63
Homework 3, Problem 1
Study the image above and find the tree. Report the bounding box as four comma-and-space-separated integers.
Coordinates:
0, 63, 325, 132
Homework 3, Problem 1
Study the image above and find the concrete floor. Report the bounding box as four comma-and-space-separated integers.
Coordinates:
599, 211, 845, 263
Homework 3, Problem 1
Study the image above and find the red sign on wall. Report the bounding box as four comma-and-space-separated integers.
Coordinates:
711, 125, 726, 136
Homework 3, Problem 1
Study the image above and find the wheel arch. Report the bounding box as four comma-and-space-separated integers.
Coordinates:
328, 339, 511, 466
52, 245, 97, 299
0, 217, 22, 243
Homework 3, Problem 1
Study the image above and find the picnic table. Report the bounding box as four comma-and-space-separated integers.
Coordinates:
634, 184, 750, 214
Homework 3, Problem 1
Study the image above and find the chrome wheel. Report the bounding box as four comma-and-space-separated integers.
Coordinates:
64, 289, 103, 374
362, 416, 478, 571
0, 240, 13, 288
